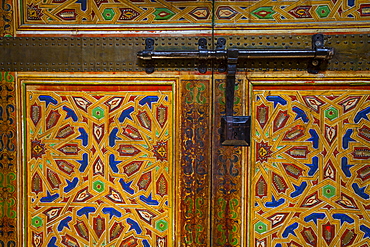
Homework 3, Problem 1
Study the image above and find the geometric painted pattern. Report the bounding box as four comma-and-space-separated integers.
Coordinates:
25, 83, 173, 246
251, 86, 370, 247
215, 0, 370, 27
0, 0, 12, 36
179, 80, 211, 246
19, 0, 213, 28
212, 79, 245, 247
0, 72, 17, 246
17, 0, 370, 32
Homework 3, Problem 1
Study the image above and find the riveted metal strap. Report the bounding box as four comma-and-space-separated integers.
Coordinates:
0, 34, 369, 72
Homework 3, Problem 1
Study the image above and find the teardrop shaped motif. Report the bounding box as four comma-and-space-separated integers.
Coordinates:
32, 172, 43, 194
256, 175, 267, 198
46, 110, 61, 130
257, 104, 269, 129
31, 103, 41, 126
156, 174, 168, 197
273, 110, 289, 132
137, 171, 152, 191
55, 160, 75, 175
122, 125, 143, 140
74, 221, 89, 241
56, 124, 75, 139
156, 104, 168, 128
339, 96, 361, 113
73, 96, 91, 112
282, 125, 305, 141
272, 172, 288, 193
301, 227, 317, 246
47, 169, 61, 189
137, 111, 152, 131
93, 216, 105, 239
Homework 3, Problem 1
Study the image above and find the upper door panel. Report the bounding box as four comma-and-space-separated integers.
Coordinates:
12, 0, 370, 36
15, 0, 213, 35
213, 0, 370, 31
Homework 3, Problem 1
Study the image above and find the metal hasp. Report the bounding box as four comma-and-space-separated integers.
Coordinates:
218, 39, 251, 146
138, 34, 334, 146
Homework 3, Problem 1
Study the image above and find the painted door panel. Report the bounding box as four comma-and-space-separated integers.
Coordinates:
13, 73, 214, 247
250, 81, 370, 247
24, 79, 174, 246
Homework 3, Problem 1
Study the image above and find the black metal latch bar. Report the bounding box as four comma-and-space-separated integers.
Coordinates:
138, 34, 334, 73
138, 34, 334, 146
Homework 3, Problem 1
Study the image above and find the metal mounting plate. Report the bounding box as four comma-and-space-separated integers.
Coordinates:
0, 34, 369, 72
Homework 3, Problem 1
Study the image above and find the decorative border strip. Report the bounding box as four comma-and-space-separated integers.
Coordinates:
179, 79, 212, 246
0, 72, 17, 246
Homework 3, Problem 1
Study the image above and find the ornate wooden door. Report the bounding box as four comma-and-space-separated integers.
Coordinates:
1, 0, 370, 246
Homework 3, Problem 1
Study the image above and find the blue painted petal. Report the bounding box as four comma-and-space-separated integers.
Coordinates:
40, 191, 59, 202
64, 177, 78, 193
47, 236, 58, 247
77, 128, 88, 147
290, 181, 307, 198
266, 96, 287, 108
127, 218, 143, 234
305, 156, 319, 176
143, 239, 151, 247
293, 106, 309, 123
139, 96, 159, 108
341, 157, 353, 178
282, 222, 298, 238
333, 213, 354, 225
118, 106, 134, 122
76, 207, 96, 218
109, 154, 121, 173
109, 127, 121, 147
57, 216, 72, 231
76, 0, 87, 11
140, 193, 159, 206
343, 129, 356, 149
119, 178, 135, 194
304, 213, 326, 225
307, 129, 319, 149
354, 107, 370, 123
102, 207, 122, 219
77, 153, 88, 172
275, 245, 282, 247
265, 195, 285, 208
360, 225, 370, 239
39, 95, 58, 107
352, 183, 370, 199
62, 106, 78, 122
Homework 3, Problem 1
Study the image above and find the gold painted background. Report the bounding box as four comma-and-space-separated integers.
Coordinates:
251, 83, 370, 246
24, 81, 174, 246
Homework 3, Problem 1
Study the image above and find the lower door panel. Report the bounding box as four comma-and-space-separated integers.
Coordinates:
3, 72, 369, 247
22, 76, 177, 246
250, 82, 370, 247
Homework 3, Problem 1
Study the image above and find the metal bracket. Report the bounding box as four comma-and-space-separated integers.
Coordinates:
144, 38, 155, 74
308, 34, 327, 74
220, 40, 251, 146
138, 34, 334, 146
217, 38, 251, 146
